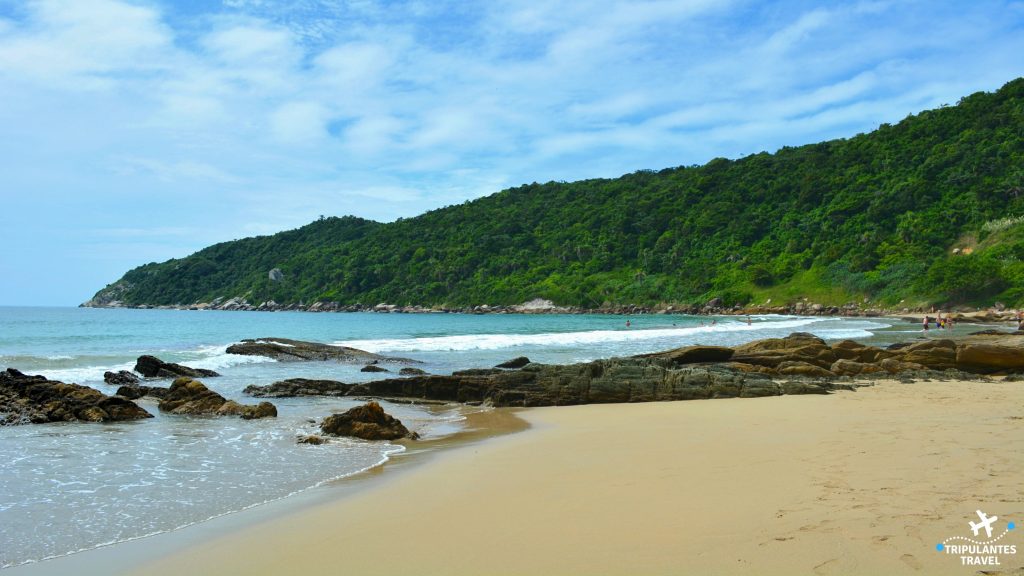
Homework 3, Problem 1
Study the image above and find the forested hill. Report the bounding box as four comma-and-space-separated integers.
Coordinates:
88, 78, 1024, 310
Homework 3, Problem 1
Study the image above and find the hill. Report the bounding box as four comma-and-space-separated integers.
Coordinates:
87, 78, 1024, 310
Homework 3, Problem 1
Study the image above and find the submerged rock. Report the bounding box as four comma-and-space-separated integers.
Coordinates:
0, 368, 152, 425
226, 337, 416, 364
104, 370, 140, 386
399, 367, 428, 376
134, 355, 220, 379
361, 364, 389, 373
320, 401, 412, 440
158, 377, 276, 419
495, 356, 531, 369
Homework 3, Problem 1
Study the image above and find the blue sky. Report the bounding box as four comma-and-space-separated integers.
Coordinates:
1, 0, 1023, 305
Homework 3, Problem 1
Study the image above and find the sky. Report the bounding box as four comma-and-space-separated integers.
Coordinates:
1, 0, 1024, 306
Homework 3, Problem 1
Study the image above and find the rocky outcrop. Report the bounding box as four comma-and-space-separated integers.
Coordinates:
320, 401, 412, 440
244, 378, 352, 398
495, 356, 532, 369
225, 337, 415, 364
898, 340, 958, 371
637, 345, 734, 365
104, 370, 140, 386
1, 368, 152, 425
115, 385, 170, 400
134, 355, 220, 379
361, 365, 388, 373
158, 377, 276, 419
731, 333, 837, 369
399, 367, 428, 376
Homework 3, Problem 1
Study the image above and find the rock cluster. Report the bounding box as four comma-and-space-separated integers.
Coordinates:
320, 401, 413, 440
158, 377, 277, 419
0, 368, 152, 425
104, 370, 140, 385
134, 355, 220, 379
225, 337, 414, 364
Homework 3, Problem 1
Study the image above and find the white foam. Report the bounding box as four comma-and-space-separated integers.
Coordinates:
338, 317, 829, 353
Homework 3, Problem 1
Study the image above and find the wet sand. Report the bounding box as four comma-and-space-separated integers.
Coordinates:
127, 379, 1024, 576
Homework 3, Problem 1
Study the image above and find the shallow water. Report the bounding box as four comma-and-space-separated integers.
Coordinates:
0, 306, 928, 567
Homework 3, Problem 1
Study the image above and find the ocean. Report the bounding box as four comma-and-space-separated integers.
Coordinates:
0, 306, 900, 568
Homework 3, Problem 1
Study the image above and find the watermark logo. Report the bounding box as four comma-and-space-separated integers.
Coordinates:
936, 510, 1017, 567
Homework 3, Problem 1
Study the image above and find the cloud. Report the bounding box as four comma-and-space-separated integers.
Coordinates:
2, 0, 1024, 304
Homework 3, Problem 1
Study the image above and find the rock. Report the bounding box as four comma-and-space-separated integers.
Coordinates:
830, 359, 885, 376
399, 367, 427, 376
896, 340, 958, 371
158, 377, 277, 418
955, 337, 1024, 373
878, 358, 927, 373
777, 361, 834, 378
104, 370, 140, 386
636, 345, 734, 365
268, 268, 284, 282
495, 356, 532, 369
320, 401, 413, 440
297, 435, 327, 445
0, 368, 152, 425
115, 385, 170, 400
732, 333, 837, 369
361, 365, 389, 373
226, 337, 416, 364
829, 340, 892, 363
244, 379, 352, 398
134, 355, 220, 379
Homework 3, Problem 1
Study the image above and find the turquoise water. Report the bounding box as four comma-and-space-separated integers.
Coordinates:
0, 306, 899, 568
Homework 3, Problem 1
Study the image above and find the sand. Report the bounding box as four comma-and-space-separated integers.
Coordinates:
121, 379, 1024, 576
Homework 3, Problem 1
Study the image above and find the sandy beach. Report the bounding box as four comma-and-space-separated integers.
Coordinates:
116, 378, 1022, 576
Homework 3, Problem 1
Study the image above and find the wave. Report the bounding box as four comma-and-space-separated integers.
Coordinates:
338, 317, 831, 353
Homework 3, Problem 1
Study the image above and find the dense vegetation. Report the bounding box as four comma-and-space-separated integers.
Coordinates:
92, 78, 1024, 309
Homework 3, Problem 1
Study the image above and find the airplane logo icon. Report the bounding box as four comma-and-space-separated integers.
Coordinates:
969, 510, 998, 538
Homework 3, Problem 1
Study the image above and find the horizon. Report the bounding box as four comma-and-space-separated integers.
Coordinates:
2, 1, 1024, 306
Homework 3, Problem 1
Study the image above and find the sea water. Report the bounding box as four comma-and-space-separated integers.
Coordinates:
0, 306, 900, 567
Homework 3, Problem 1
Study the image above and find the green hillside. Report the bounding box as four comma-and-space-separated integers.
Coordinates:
90, 78, 1024, 309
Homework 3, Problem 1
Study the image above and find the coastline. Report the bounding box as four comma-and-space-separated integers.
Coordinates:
123, 379, 1023, 576
2, 407, 529, 576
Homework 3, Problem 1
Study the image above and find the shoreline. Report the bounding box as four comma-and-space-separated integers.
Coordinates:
2, 407, 529, 576
126, 378, 1024, 576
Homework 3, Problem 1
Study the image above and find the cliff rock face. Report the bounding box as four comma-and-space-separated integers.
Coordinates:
0, 368, 152, 425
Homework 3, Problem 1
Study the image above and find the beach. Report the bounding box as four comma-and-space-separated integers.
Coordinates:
126, 378, 1023, 576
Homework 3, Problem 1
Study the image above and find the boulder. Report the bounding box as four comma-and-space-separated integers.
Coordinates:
0, 368, 152, 425
399, 367, 428, 376
955, 340, 1024, 373
158, 377, 276, 419
495, 356, 532, 369
361, 365, 389, 373
297, 435, 328, 445
829, 340, 892, 363
104, 370, 140, 386
636, 345, 734, 365
896, 340, 957, 371
226, 337, 416, 364
777, 361, 834, 378
244, 379, 352, 398
115, 385, 170, 400
878, 358, 927, 373
134, 355, 220, 379
830, 359, 885, 376
732, 333, 837, 369
320, 401, 413, 440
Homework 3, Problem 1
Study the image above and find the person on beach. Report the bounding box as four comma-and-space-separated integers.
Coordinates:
922, 316, 930, 332
625, 319, 631, 328
746, 316, 752, 325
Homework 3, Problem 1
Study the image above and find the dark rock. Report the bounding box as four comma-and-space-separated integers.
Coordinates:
495, 356, 531, 369
104, 370, 140, 386
297, 435, 328, 445
158, 377, 276, 419
134, 355, 220, 379
320, 401, 412, 440
399, 367, 427, 376
0, 368, 152, 425
226, 337, 416, 364
361, 365, 389, 373
115, 385, 170, 400
452, 368, 504, 376
636, 345, 734, 365
244, 379, 352, 398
